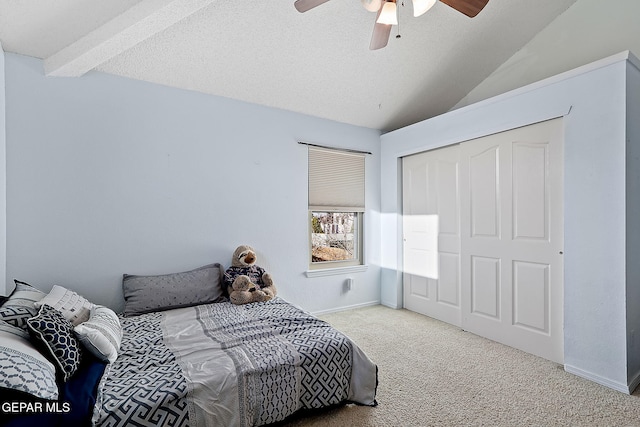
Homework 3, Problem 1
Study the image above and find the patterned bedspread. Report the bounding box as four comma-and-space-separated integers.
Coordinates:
92, 298, 377, 427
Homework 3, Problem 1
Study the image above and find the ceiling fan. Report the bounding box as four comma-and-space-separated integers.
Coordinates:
294, 0, 490, 50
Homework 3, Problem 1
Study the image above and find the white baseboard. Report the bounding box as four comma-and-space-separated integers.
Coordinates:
311, 300, 380, 316
628, 370, 640, 394
564, 364, 631, 394
380, 301, 402, 309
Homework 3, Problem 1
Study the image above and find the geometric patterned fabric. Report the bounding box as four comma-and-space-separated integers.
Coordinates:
0, 305, 37, 331
92, 312, 189, 426
197, 299, 353, 426
93, 298, 375, 427
0, 328, 59, 400
27, 304, 83, 382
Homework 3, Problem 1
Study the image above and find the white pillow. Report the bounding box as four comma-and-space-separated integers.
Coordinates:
35, 285, 95, 326
74, 305, 122, 363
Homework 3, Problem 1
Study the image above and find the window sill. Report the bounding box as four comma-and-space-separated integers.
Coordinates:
305, 265, 368, 278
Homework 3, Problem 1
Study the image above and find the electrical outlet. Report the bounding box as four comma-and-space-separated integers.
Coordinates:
346, 278, 354, 291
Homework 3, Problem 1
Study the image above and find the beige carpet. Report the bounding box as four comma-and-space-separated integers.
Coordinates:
278, 305, 640, 427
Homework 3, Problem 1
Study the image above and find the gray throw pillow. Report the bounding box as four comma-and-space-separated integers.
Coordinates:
122, 263, 224, 316
4, 280, 45, 309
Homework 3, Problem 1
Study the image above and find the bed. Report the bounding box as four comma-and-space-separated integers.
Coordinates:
0, 264, 378, 427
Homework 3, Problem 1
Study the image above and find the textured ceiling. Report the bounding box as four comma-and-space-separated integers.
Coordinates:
0, 0, 578, 132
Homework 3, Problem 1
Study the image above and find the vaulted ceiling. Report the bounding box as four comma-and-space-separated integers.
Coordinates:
0, 0, 577, 132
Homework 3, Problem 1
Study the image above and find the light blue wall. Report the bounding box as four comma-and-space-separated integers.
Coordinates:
3, 53, 381, 314
381, 52, 637, 393
626, 60, 640, 390
0, 44, 6, 296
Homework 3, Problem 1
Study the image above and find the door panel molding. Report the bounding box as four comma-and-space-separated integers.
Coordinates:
403, 118, 564, 363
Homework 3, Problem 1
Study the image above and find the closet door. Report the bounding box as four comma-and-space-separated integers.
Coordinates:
402, 118, 564, 363
459, 119, 564, 363
402, 144, 462, 327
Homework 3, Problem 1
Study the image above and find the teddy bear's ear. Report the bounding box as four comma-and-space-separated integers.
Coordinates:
234, 245, 253, 256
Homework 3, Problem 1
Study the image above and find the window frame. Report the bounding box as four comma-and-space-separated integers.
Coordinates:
305, 144, 367, 273
308, 210, 364, 271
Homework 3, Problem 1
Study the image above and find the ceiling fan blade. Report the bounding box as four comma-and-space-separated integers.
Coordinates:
439, 0, 489, 17
294, 0, 332, 13
369, 6, 392, 50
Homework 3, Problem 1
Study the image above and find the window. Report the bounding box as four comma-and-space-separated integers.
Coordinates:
307, 146, 365, 270
311, 211, 362, 265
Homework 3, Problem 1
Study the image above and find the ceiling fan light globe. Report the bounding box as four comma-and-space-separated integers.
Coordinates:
412, 0, 437, 17
361, 0, 383, 12
376, 1, 398, 25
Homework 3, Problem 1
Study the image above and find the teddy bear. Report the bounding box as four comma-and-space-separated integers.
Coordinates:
223, 245, 277, 305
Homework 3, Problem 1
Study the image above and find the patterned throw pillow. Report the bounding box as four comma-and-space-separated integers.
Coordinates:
74, 305, 122, 363
34, 285, 95, 326
27, 305, 83, 382
0, 328, 58, 400
0, 319, 30, 339
3, 280, 45, 309
0, 305, 38, 331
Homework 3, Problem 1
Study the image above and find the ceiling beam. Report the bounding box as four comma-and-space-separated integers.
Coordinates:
44, 0, 215, 77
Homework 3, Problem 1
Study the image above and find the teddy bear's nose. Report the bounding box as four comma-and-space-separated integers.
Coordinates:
245, 254, 255, 263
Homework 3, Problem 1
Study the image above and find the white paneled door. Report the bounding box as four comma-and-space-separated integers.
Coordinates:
403, 119, 564, 363
403, 144, 462, 327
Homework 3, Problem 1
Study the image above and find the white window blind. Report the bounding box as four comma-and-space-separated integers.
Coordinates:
308, 146, 365, 211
